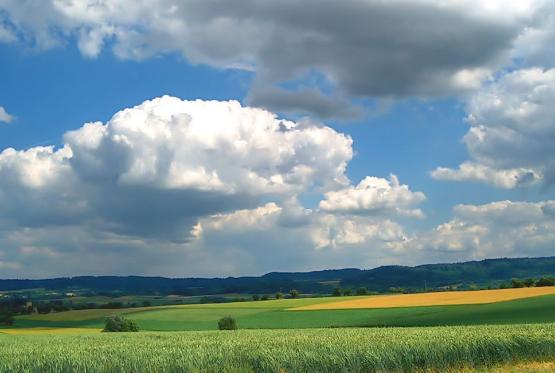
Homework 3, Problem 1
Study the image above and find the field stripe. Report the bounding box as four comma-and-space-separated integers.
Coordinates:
290, 286, 555, 310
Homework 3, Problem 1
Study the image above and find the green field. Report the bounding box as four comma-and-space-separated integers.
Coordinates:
1, 324, 555, 372
3, 293, 555, 372
8, 294, 555, 332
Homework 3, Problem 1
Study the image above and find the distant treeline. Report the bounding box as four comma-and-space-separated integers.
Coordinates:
1, 256, 555, 296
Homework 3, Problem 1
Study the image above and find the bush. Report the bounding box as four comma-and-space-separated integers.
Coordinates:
103, 316, 139, 332
356, 287, 368, 296
218, 316, 237, 330
536, 277, 555, 287
332, 287, 342, 296
252, 294, 260, 301
275, 292, 283, 299
342, 288, 353, 296
289, 289, 299, 299
36, 303, 52, 314
99, 302, 123, 309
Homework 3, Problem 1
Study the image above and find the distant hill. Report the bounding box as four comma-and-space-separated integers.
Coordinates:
2, 257, 555, 295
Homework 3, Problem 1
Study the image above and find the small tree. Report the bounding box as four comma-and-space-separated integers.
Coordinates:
252, 294, 260, 301
103, 315, 139, 332
275, 292, 283, 299
261, 295, 269, 301
342, 288, 352, 296
218, 316, 237, 330
356, 287, 368, 296
524, 278, 535, 287
36, 303, 52, 314
511, 279, 525, 288
332, 287, 342, 297
289, 289, 299, 299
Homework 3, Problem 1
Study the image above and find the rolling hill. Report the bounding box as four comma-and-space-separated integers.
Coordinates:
1, 256, 555, 295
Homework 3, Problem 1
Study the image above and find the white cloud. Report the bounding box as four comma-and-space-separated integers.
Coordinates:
406, 199, 555, 260
432, 67, 555, 188
0, 96, 353, 241
431, 162, 541, 189
64, 96, 352, 194
319, 174, 425, 218
0, 106, 14, 123
0, 96, 426, 277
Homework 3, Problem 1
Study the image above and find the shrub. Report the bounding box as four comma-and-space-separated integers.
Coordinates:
261, 295, 269, 301
289, 289, 299, 299
536, 277, 555, 287
36, 303, 52, 314
275, 292, 283, 299
99, 302, 123, 309
332, 287, 342, 296
103, 316, 139, 332
356, 287, 368, 296
218, 316, 237, 330
252, 294, 260, 301
342, 288, 353, 296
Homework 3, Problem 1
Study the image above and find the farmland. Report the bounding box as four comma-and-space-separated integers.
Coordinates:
3, 288, 555, 372
4, 291, 555, 332
292, 286, 555, 310
1, 324, 555, 372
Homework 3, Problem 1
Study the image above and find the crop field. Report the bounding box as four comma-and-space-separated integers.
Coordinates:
292, 287, 555, 310
5, 293, 555, 332
1, 324, 555, 372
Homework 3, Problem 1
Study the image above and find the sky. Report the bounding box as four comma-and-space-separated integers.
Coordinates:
0, 0, 555, 278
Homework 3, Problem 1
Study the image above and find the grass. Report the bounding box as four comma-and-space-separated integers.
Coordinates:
1, 324, 554, 372
7, 294, 555, 332
292, 287, 555, 310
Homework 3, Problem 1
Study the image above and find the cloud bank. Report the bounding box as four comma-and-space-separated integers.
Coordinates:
0, 96, 424, 277
1, 0, 552, 118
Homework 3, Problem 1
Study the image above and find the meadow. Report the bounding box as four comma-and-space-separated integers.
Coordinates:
7, 291, 555, 332
1, 324, 555, 372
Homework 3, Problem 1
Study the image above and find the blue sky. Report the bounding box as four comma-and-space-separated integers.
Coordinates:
0, 1, 554, 278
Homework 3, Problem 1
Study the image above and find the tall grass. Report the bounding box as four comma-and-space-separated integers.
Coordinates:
1, 324, 554, 372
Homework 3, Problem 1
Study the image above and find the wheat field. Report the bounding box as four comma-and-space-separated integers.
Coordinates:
291, 287, 555, 310
1, 324, 555, 372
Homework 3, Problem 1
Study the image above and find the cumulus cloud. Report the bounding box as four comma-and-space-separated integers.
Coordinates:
432, 68, 555, 188
319, 174, 425, 218
0, 96, 353, 241
431, 162, 541, 189
0, 0, 549, 117
406, 200, 555, 260
0, 96, 425, 277
0, 106, 14, 123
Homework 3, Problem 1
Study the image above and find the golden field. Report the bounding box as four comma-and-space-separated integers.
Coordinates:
0, 328, 101, 335
290, 286, 555, 310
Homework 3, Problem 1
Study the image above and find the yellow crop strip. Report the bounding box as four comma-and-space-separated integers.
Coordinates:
0, 328, 102, 335
290, 286, 555, 310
